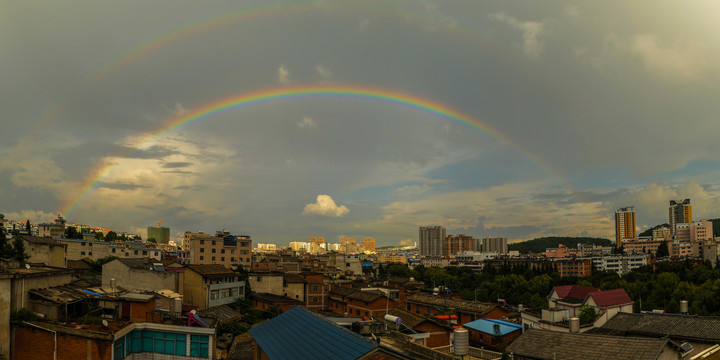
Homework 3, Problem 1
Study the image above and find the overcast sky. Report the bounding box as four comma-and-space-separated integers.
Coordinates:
2, 0, 719, 246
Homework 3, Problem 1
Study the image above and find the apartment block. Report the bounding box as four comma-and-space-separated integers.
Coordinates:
419, 226, 446, 257
59, 238, 161, 262
615, 207, 636, 246
669, 199, 692, 235
361, 237, 376, 253
482, 236, 508, 254
185, 230, 252, 268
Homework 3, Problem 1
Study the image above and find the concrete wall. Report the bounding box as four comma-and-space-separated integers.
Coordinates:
208, 282, 245, 308
184, 270, 207, 309
248, 274, 283, 296
13, 325, 113, 360
11, 271, 73, 312
24, 241, 67, 268
0, 276, 11, 358
102, 260, 178, 292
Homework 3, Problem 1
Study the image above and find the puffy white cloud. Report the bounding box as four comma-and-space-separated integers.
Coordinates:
492, 12, 546, 57
297, 116, 317, 128
277, 65, 290, 84
303, 195, 349, 217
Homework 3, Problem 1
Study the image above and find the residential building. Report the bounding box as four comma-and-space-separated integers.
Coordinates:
376, 255, 407, 263
21, 235, 67, 267
252, 292, 304, 312
406, 294, 513, 326
555, 258, 592, 277
183, 264, 245, 310
445, 234, 474, 256
623, 238, 663, 255
147, 225, 170, 244
340, 237, 358, 254
653, 225, 672, 240
419, 226, 446, 257
668, 241, 694, 258
361, 237, 375, 252
13, 320, 216, 360
386, 307, 454, 348
538, 285, 633, 327
419, 257, 451, 268
506, 329, 684, 360
587, 255, 650, 275
463, 318, 522, 351
248, 271, 285, 295
615, 206, 636, 246
674, 218, 714, 242
249, 307, 412, 360
37, 215, 66, 238
669, 199, 692, 235
328, 287, 397, 318
59, 238, 161, 262
482, 236, 508, 254
185, 230, 252, 268
102, 258, 183, 293
308, 236, 325, 254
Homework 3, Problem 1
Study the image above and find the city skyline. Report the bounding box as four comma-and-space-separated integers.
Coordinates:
2, 1, 720, 246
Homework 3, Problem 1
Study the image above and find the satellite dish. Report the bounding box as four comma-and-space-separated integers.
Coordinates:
102, 320, 109, 327
25, 264, 30, 269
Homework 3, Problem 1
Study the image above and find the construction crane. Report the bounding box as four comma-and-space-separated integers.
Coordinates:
157, 221, 166, 228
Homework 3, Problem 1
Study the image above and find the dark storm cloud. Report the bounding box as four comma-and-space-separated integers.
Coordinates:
162, 162, 193, 169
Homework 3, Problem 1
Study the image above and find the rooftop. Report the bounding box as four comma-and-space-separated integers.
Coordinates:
249, 307, 377, 360
551, 285, 599, 302
330, 287, 384, 303
594, 312, 720, 342
406, 294, 498, 315
586, 288, 633, 307
506, 328, 672, 360
187, 264, 235, 278
463, 318, 521, 336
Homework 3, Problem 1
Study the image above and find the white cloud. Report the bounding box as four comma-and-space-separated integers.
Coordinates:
3, 210, 56, 224
297, 116, 317, 128
629, 34, 708, 82
277, 65, 290, 84
492, 12, 546, 57
316, 64, 333, 81
303, 195, 350, 217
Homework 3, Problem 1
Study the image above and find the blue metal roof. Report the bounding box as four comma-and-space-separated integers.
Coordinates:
249, 307, 377, 360
463, 318, 522, 336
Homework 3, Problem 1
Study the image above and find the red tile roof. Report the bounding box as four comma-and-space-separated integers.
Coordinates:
586, 289, 632, 307
552, 285, 600, 301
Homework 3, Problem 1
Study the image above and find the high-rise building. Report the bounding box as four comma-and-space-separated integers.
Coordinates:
615, 207, 636, 247
445, 234, 474, 256
340, 237, 358, 253
308, 236, 325, 254
482, 236, 508, 254
361, 237, 376, 253
147, 225, 170, 244
419, 226, 446, 257
669, 199, 692, 235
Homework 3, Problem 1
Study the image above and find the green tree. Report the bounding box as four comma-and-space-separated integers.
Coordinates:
105, 231, 118, 241
656, 241, 669, 257
94, 231, 104, 240
579, 306, 598, 324
0, 229, 13, 259
12, 237, 29, 264
91, 256, 119, 272
25, 220, 31, 233
492, 323, 503, 345
146, 237, 157, 244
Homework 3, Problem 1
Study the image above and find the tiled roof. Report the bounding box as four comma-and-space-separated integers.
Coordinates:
386, 307, 452, 329
506, 329, 670, 360
586, 289, 632, 307
598, 312, 720, 342
21, 235, 64, 246
551, 285, 599, 302
330, 287, 384, 303
406, 294, 497, 315
187, 264, 235, 278
253, 293, 304, 306
249, 307, 377, 360
463, 318, 521, 336
283, 274, 304, 283
197, 305, 243, 327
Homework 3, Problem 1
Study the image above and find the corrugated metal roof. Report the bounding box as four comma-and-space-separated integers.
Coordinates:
249, 307, 376, 360
463, 318, 521, 336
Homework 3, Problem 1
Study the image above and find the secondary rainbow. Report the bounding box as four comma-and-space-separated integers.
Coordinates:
60, 84, 565, 216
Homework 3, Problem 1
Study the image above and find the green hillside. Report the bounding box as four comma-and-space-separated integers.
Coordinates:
508, 236, 613, 254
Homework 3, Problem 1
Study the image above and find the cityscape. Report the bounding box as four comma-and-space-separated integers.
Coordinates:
2, 1, 720, 359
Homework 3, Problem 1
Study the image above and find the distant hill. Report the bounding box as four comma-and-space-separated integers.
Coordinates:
508, 236, 613, 254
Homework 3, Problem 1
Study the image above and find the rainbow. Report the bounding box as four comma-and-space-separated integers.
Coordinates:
59, 84, 563, 215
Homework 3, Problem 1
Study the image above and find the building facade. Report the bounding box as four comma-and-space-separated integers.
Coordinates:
185, 230, 252, 268
482, 237, 508, 254
147, 226, 170, 244
361, 237, 375, 253
419, 226, 446, 257
615, 207, 636, 246
669, 199, 692, 235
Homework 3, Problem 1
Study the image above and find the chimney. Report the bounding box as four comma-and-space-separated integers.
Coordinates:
569, 317, 580, 333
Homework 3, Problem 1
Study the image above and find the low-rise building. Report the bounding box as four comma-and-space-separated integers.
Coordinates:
59, 238, 161, 262
102, 258, 183, 293
21, 235, 67, 267
328, 287, 397, 318
586, 255, 650, 275
463, 318, 522, 351
185, 230, 252, 269
183, 264, 244, 310
406, 294, 513, 326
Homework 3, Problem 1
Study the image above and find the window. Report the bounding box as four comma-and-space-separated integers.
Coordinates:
200, 256, 204, 260
134, 250, 138, 255
220, 289, 229, 298
143, 251, 147, 255
257, 276, 262, 281
212, 241, 216, 246
211, 249, 216, 253
190, 335, 209, 357
231, 250, 235, 254
112, 248, 116, 253
212, 256, 216, 261
211, 290, 219, 300
221, 249, 225, 254
231, 257, 236, 262
356, 309, 360, 315
312, 286, 318, 291
313, 297, 318, 303
81, 251, 85, 255
200, 240, 204, 245
200, 248, 205, 253
123, 330, 188, 357
81, 242, 86, 246
221, 257, 225, 262
230, 287, 238, 297
88, 252, 92, 256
